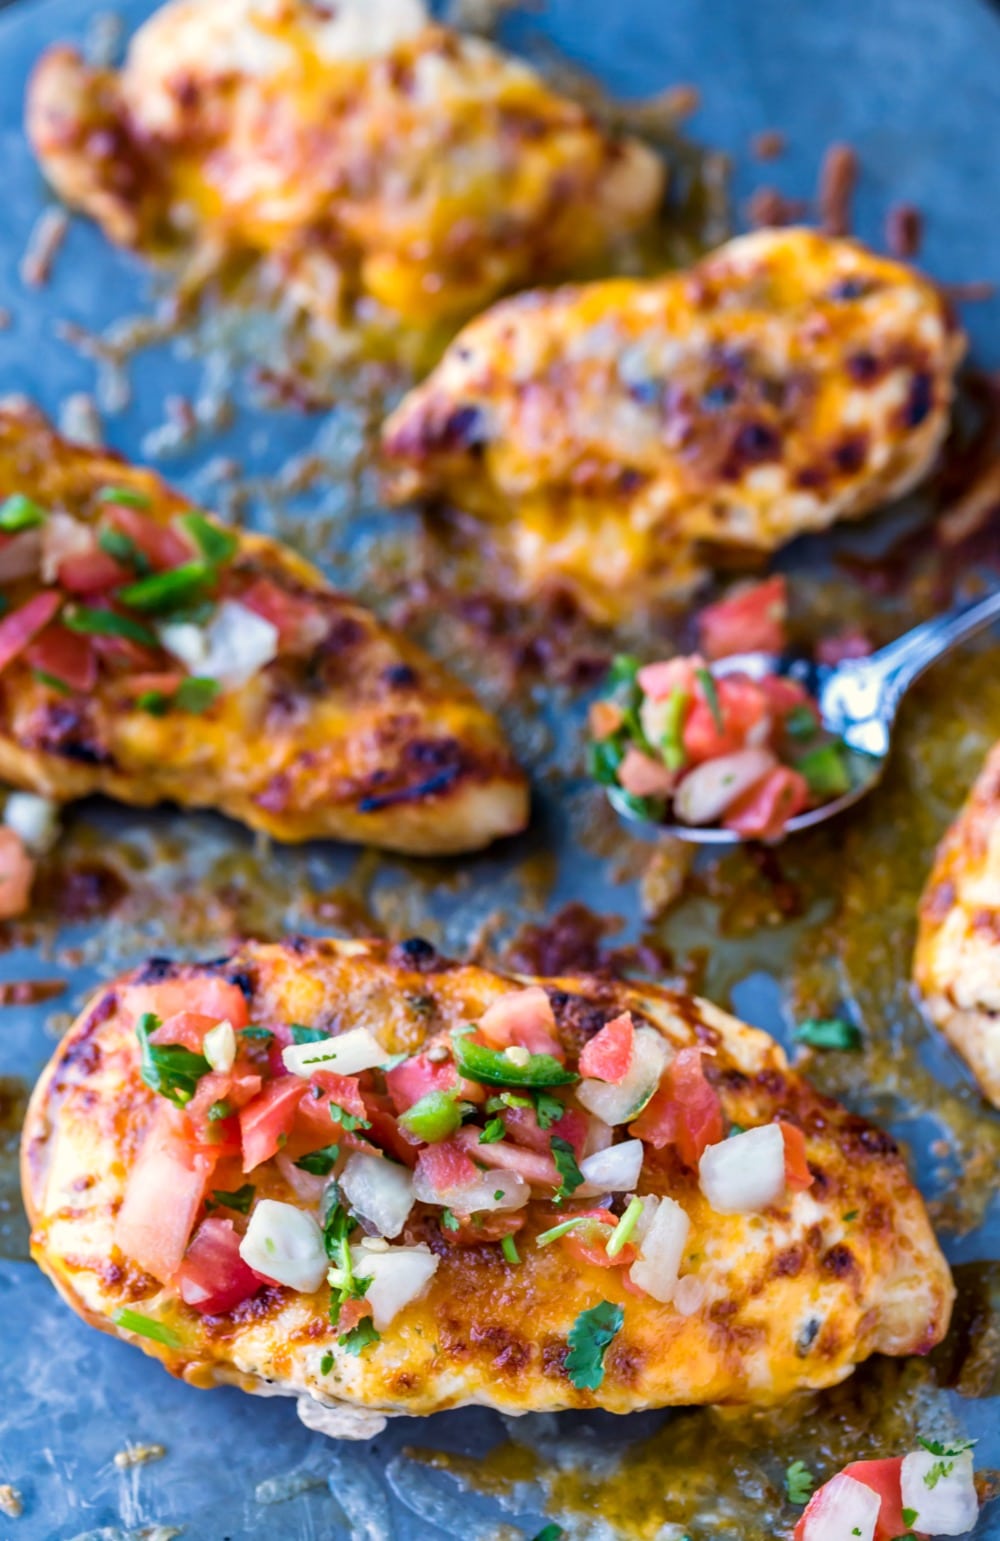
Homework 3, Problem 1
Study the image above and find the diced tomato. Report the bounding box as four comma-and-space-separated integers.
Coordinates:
478, 986, 563, 1059
307, 1071, 367, 1123
150, 1011, 222, 1053
105, 504, 193, 571
439, 1210, 526, 1247
724, 767, 809, 840
630, 1046, 723, 1168
793, 1457, 906, 1541
816, 628, 872, 667
579, 1013, 635, 1085
118, 671, 185, 699
454, 1126, 559, 1186
175, 1217, 261, 1315
189, 1068, 262, 1124
115, 1104, 209, 1282
589, 699, 625, 740
89, 629, 163, 674
0, 591, 63, 676
26, 624, 98, 691
618, 746, 675, 798
239, 1076, 307, 1172
561, 1208, 636, 1270
237, 576, 327, 655
122, 976, 250, 1031
502, 1103, 587, 1159
549, 1107, 588, 1158
683, 675, 770, 764
697, 576, 788, 661
58, 548, 128, 595
758, 675, 812, 717
416, 1139, 480, 1194
361, 1094, 420, 1168
336, 1296, 374, 1334
0, 828, 35, 920
779, 1121, 814, 1191
385, 1051, 458, 1114
636, 656, 700, 701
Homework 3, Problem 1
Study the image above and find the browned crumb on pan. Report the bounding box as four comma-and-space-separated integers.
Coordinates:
818, 143, 858, 236
0, 979, 66, 1007
19, 207, 69, 288
746, 187, 809, 228
885, 202, 924, 259
752, 129, 786, 161
941, 280, 997, 304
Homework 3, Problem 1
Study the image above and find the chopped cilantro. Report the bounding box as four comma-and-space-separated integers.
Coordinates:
565, 1300, 624, 1391
728, 1123, 746, 1137
784, 704, 818, 741
240, 1026, 274, 1043
290, 1023, 328, 1045
551, 1137, 584, 1201
842, 1210, 859, 1223
901, 1510, 919, 1528
441, 1209, 461, 1232
112, 1308, 183, 1350
329, 1100, 371, 1133
501, 1234, 520, 1265
322, 1196, 371, 1325
917, 1436, 976, 1489
784, 1459, 815, 1506
531, 1527, 564, 1541
98, 526, 151, 575
793, 1016, 862, 1052
320, 1351, 334, 1375
294, 1145, 340, 1176
338, 1318, 380, 1356
211, 1184, 255, 1215
479, 1116, 506, 1144
135, 1013, 209, 1107
532, 1089, 565, 1130
173, 676, 220, 714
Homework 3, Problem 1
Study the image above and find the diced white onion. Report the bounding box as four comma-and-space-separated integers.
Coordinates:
0, 527, 43, 583
412, 1164, 528, 1214
282, 1026, 392, 1079
581, 1115, 615, 1159
800, 1473, 880, 1541
674, 748, 777, 826
628, 1195, 690, 1304
41, 511, 89, 582
579, 1139, 644, 1194
699, 1124, 786, 1215
349, 1241, 439, 1330
202, 1019, 236, 1073
4, 792, 59, 854
160, 600, 279, 689
577, 1025, 672, 1126
276, 1152, 327, 1205
339, 1152, 415, 1240
239, 1199, 327, 1293
900, 1448, 978, 1536
673, 1274, 706, 1316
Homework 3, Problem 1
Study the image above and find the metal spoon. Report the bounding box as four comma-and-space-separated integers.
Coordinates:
609, 587, 1000, 845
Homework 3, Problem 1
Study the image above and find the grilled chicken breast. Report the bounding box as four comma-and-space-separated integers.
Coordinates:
0, 406, 526, 853
382, 228, 964, 619
23, 937, 953, 1432
915, 741, 1000, 1108
25, 0, 664, 331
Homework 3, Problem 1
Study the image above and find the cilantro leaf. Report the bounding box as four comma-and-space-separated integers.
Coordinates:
441, 1209, 461, 1232
338, 1318, 380, 1356
533, 1089, 565, 1131
551, 1137, 584, 1200
784, 1459, 815, 1506
793, 1016, 862, 1052
329, 1099, 371, 1133
136, 1013, 210, 1107
479, 1117, 506, 1144
211, 1183, 255, 1215
294, 1144, 340, 1176
531, 1527, 564, 1541
290, 1023, 328, 1045
322, 1196, 371, 1324
565, 1301, 624, 1390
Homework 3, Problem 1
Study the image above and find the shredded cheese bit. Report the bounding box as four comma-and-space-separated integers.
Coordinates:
113, 1442, 167, 1470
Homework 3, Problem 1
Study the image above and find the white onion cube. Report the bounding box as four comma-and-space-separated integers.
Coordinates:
350, 1242, 439, 1330
339, 1153, 415, 1240
629, 1195, 690, 1304
203, 1019, 236, 1073
577, 1026, 671, 1126
579, 1139, 644, 1194
4, 793, 60, 854
800, 1473, 880, 1541
900, 1448, 978, 1536
282, 1026, 391, 1079
161, 600, 279, 690
240, 1200, 327, 1293
699, 1124, 786, 1214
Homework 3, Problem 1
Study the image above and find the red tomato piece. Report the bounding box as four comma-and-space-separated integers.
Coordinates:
307, 1071, 368, 1123
26, 623, 98, 691
105, 505, 193, 571
58, 547, 128, 595
560, 1208, 636, 1270
724, 767, 810, 840
439, 1210, 526, 1247
188, 1068, 262, 1124
579, 1012, 635, 1085
237, 577, 327, 656
0, 828, 35, 920
336, 1297, 374, 1334
115, 1105, 210, 1282
793, 1458, 906, 1541
122, 977, 250, 1031
117, 671, 185, 699
239, 1076, 307, 1172
548, 1107, 588, 1157
683, 674, 770, 764
478, 986, 562, 1058
175, 1217, 261, 1315
697, 576, 788, 661
385, 1051, 458, 1114
454, 1126, 559, 1186
361, 1095, 419, 1168
636, 655, 700, 701
630, 1046, 723, 1168
779, 1121, 814, 1191
618, 746, 675, 798
150, 1011, 222, 1053
416, 1139, 480, 1194
0, 591, 63, 675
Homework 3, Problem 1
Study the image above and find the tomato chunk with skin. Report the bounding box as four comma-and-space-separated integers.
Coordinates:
237, 577, 326, 655
779, 1122, 814, 1191
478, 986, 562, 1058
26, 624, 97, 691
618, 746, 675, 798
439, 1210, 526, 1247
454, 1127, 559, 1185
105, 505, 193, 572
385, 1051, 458, 1114
122, 977, 250, 1031
417, 1139, 480, 1193
697, 576, 788, 661
115, 1105, 210, 1282
0, 591, 63, 675
793, 1457, 906, 1541
724, 766, 810, 840
239, 1076, 307, 1172
636, 655, 700, 701
579, 1012, 635, 1084
175, 1218, 261, 1315
0, 828, 35, 920
683, 674, 770, 764
57, 547, 128, 595
149, 1011, 222, 1053
563, 1209, 636, 1270
630, 1046, 723, 1167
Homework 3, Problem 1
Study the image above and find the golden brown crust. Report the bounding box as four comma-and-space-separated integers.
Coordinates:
24, 938, 953, 1424
25, 1, 664, 327
915, 741, 1000, 1108
0, 405, 527, 853
381, 228, 964, 619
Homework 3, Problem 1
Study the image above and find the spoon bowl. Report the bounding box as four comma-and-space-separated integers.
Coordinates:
609, 588, 1000, 845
